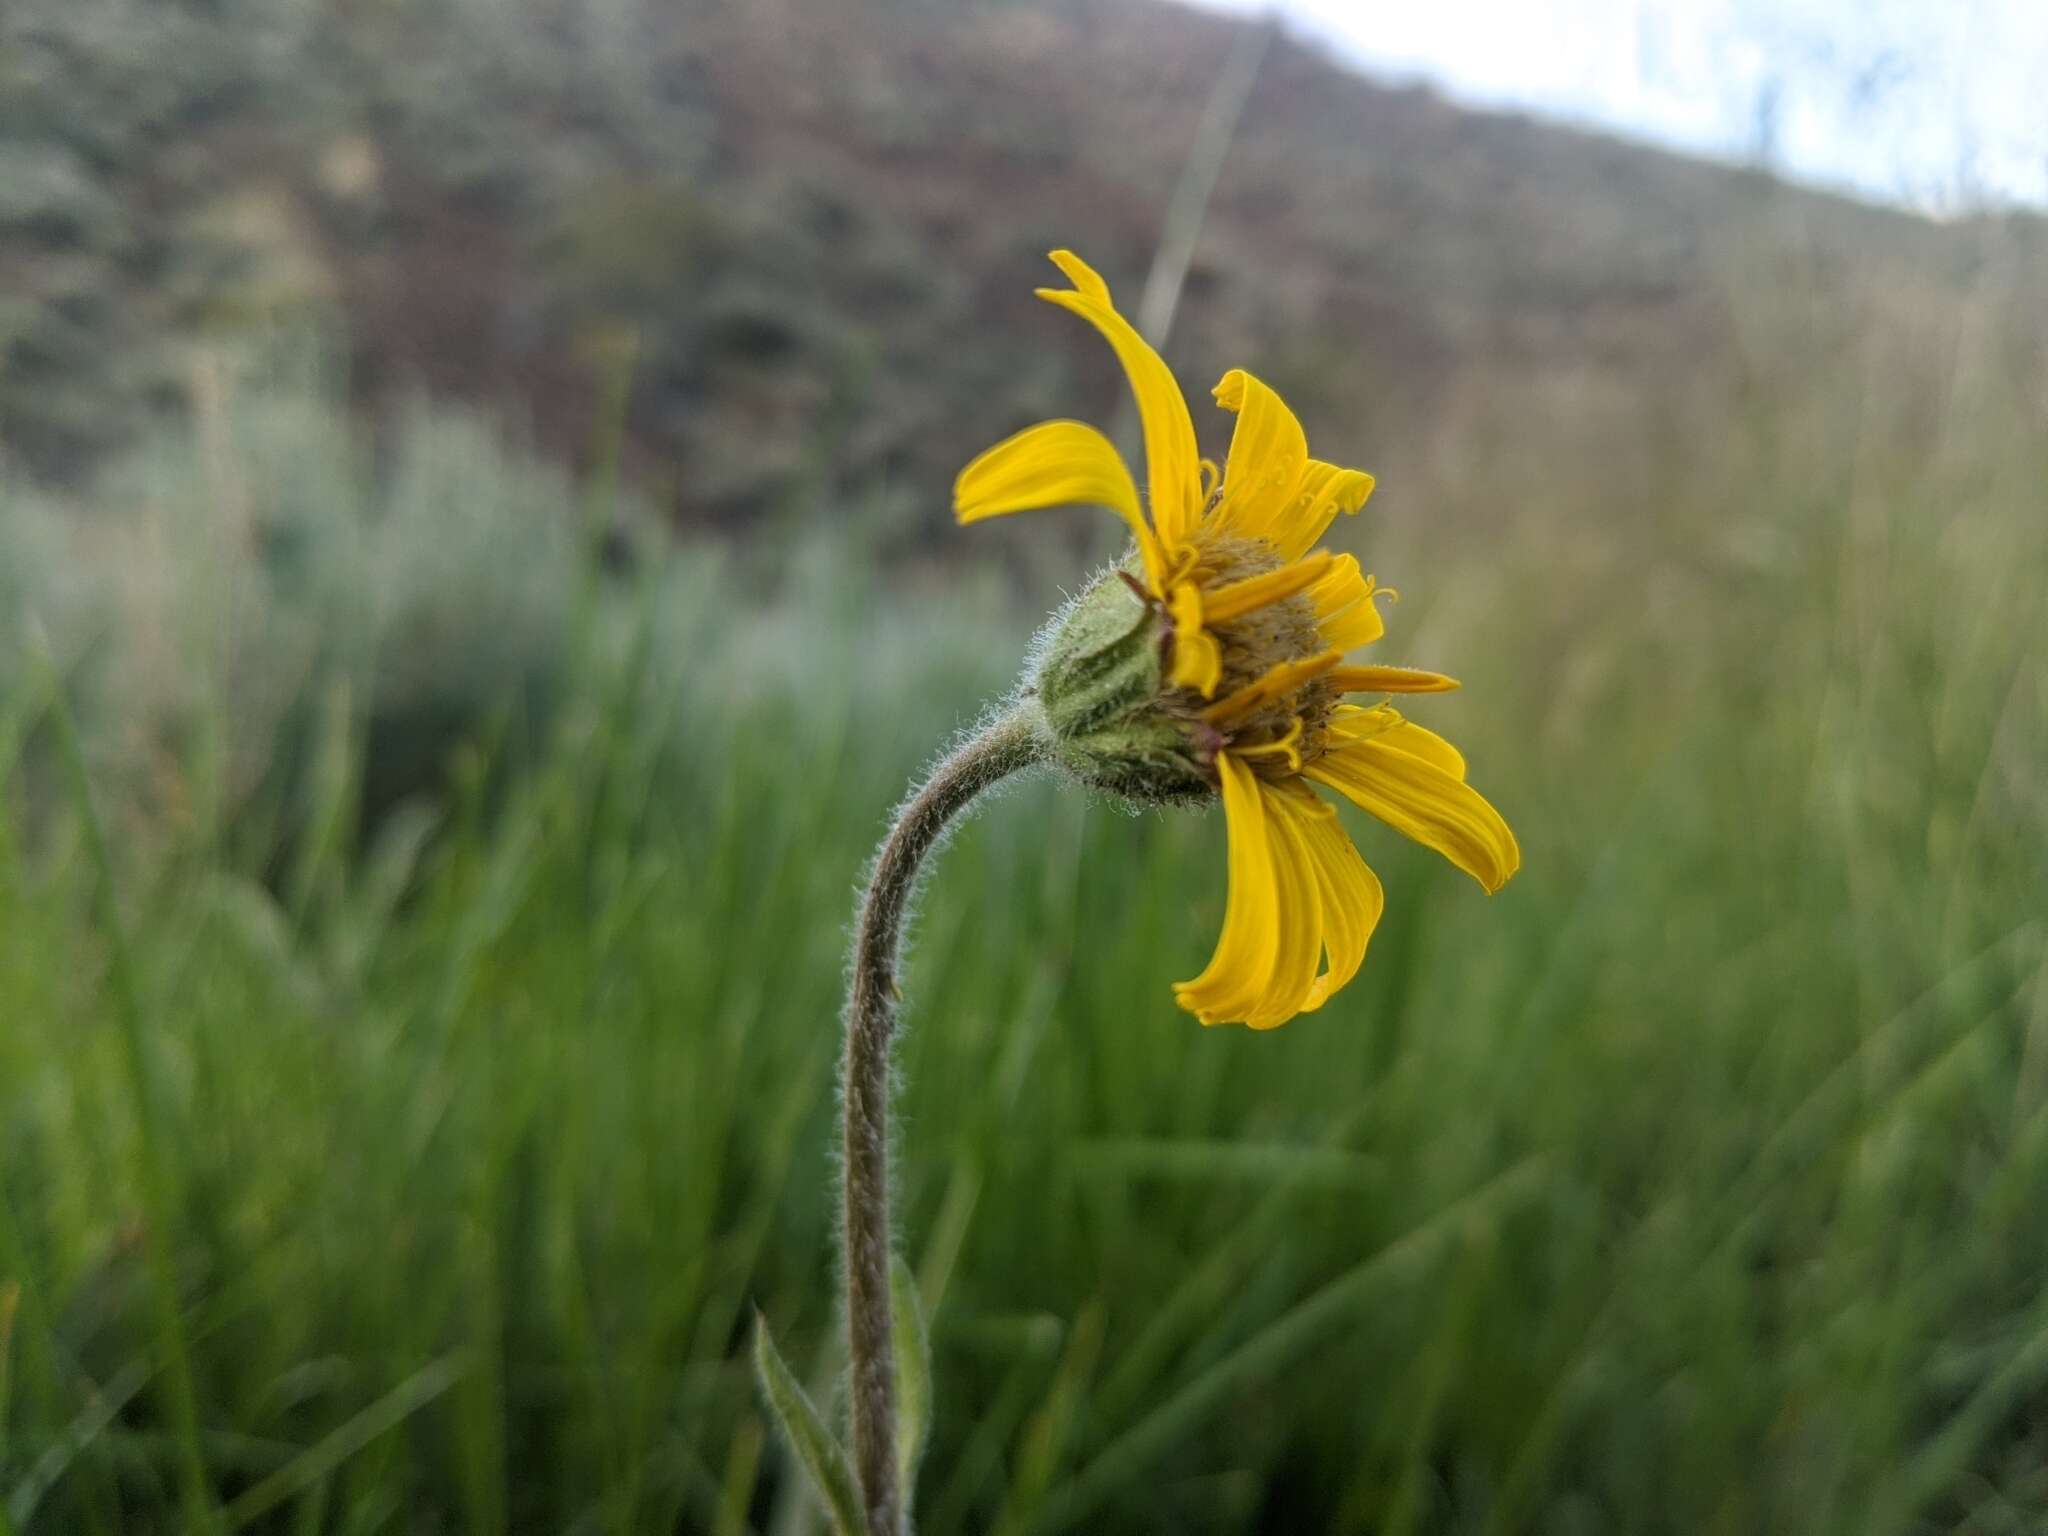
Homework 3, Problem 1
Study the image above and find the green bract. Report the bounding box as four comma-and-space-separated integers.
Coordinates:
1034, 567, 1213, 806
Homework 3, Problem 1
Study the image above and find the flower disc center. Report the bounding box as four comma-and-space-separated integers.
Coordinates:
1175, 537, 1337, 768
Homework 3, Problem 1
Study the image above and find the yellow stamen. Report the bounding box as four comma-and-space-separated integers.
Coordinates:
1200, 550, 1336, 625
1200, 649, 1342, 727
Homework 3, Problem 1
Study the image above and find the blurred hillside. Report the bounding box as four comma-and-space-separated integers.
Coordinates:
6, 0, 2043, 539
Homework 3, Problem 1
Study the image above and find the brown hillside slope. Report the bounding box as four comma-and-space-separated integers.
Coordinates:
4, 0, 2042, 543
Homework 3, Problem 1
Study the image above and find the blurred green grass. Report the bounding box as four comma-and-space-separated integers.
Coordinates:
2, 308, 2046, 1536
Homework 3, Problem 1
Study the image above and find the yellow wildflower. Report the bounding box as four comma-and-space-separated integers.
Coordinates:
955, 250, 1520, 1029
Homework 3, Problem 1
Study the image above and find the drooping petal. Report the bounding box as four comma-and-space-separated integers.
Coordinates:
1174, 760, 1334, 1028
1242, 778, 1327, 1029
1166, 581, 1223, 697
1304, 733, 1520, 893
1206, 369, 1308, 544
1174, 753, 1280, 1025
1036, 251, 1204, 550
1329, 665, 1460, 695
1272, 460, 1376, 563
954, 419, 1166, 591
1286, 784, 1384, 1012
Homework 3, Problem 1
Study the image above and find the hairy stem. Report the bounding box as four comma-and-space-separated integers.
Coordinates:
843, 705, 1044, 1535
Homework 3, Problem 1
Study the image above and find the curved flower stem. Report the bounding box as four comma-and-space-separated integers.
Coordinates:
843, 704, 1045, 1536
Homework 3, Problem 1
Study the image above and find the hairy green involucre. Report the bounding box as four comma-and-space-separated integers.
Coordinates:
1035, 570, 1210, 805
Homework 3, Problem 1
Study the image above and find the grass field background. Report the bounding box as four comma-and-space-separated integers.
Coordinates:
3, 260, 2047, 1534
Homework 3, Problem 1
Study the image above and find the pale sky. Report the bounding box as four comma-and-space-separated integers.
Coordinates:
1196, 0, 2048, 213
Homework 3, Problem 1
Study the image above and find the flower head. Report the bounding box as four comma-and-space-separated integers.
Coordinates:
956, 250, 1519, 1029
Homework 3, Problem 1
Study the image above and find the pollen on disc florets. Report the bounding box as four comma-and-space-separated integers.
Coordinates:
1030, 538, 1338, 807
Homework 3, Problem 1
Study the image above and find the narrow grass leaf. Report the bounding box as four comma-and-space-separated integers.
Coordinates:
715, 1418, 766, 1536
890, 1256, 933, 1497
6, 1361, 150, 1530
1031, 1158, 1544, 1535
1072, 1138, 1383, 1189
1894, 1296, 2048, 1524
221, 1352, 469, 1530
996, 1303, 1105, 1536
752, 1310, 863, 1536
0, 1280, 16, 1467
36, 640, 219, 1535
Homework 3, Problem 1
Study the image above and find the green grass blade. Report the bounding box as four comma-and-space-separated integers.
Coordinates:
221, 1352, 469, 1530
34, 638, 219, 1535
889, 1256, 932, 1499
5, 1361, 150, 1530
1029, 1159, 1545, 1535
752, 1310, 863, 1536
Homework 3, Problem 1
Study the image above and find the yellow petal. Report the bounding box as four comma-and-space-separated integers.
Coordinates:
1047, 248, 1112, 304
1378, 719, 1467, 780
1207, 369, 1308, 545
1200, 550, 1334, 624
1173, 753, 1280, 1025
1273, 460, 1376, 563
1036, 252, 1203, 550
954, 419, 1165, 592
1321, 603, 1388, 652
1325, 703, 1398, 740
1200, 649, 1342, 727
1166, 581, 1223, 697
1304, 734, 1519, 892
1177, 764, 1388, 1029
1307, 554, 1365, 617
1328, 665, 1460, 695
1307, 556, 1387, 651
1242, 778, 1326, 1029
1286, 784, 1384, 1012
1324, 705, 1466, 779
